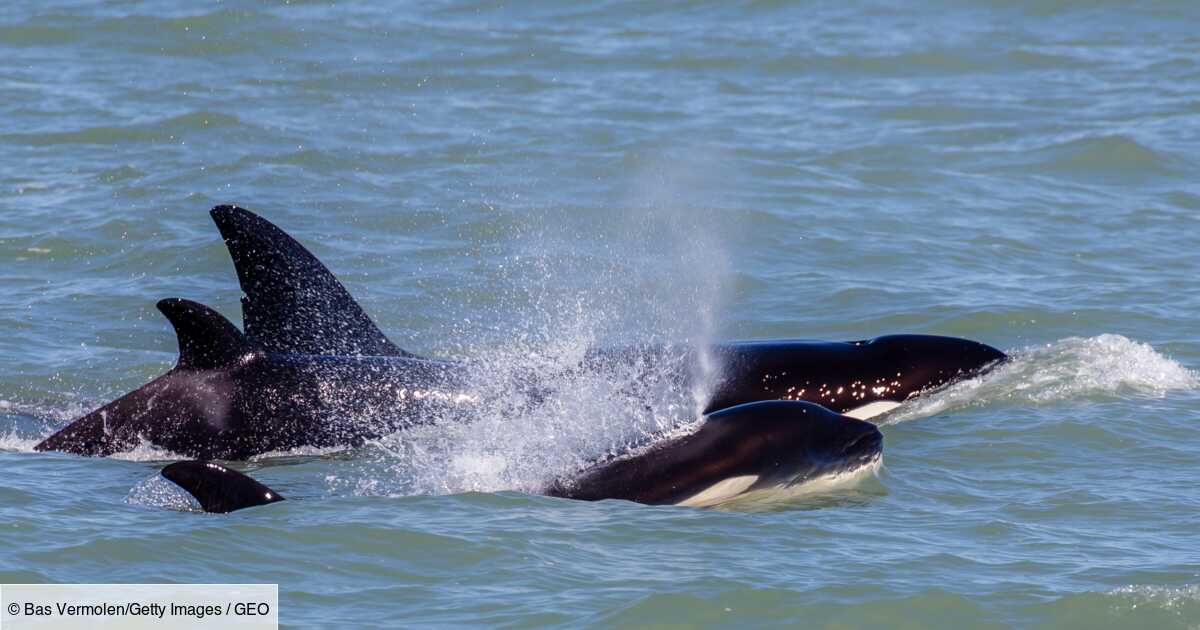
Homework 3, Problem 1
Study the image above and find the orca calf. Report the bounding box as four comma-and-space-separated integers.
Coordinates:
545, 400, 883, 506
35, 205, 1004, 459
160, 400, 882, 512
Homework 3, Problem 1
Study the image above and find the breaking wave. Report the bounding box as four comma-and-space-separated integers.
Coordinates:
884, 334, 1198, 424
0, 398, 98, 453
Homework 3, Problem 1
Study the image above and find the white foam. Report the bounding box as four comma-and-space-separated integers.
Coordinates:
1106, 584, 1200, 612
249, 445, 351, 461
0, 398, 98, 453
110, 439, 188, 463
0, 431, 42, 453
885, 334, 1198, 424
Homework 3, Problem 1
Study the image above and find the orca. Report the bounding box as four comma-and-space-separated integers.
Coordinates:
34, 205, 1004, 459
545, 400, 883, 506
208, 206, 1006, 418
579, 334, 1007, 420
159, 400, 882, 512
34, 299, 474, 459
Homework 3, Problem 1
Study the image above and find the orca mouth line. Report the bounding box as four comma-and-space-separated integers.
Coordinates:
842, 430, 883, 456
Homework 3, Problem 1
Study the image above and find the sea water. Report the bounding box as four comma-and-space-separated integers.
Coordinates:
2, 1, 1199, 627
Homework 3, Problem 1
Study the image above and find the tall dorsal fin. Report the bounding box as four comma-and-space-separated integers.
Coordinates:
161, 461, 285, 513
209, 205, 412, 357
157, 298, 253, 370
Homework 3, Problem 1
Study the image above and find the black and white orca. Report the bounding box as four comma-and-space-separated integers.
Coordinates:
545, 400, 883, 507
160, 399, 882, 512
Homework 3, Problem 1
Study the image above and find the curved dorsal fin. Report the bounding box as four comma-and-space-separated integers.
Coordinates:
161, 461, 285, 513
209, 205, 411, 357
157, 298, 252, 370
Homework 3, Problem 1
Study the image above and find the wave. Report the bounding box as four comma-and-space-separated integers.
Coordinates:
1029, 584, 1200, 629
2, 110, 245, 146
1107, 584, 1200, 611
884, 334, 1198, 424
1020, 135, 1181, 178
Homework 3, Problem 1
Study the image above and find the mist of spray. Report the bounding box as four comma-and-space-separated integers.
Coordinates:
339, 151, 738, 496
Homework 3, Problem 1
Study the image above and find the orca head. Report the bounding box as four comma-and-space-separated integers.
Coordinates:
550, 400, 883, 506
704, 400, 883, 492
859, 334, 1007, 401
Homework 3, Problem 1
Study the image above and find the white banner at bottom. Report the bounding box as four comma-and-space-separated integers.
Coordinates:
1, 584, 277, 629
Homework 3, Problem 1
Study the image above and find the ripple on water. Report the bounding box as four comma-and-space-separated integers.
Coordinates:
2, 0, 1199, 626
1017, 135, 1183, 180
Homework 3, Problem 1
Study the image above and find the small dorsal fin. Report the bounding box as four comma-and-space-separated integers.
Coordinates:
157, 298, 253, 370
209, 205, 412, 357
161, 461, 285, 513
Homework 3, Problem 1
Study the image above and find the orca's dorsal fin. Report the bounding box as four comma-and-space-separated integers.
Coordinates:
157, 298, 253, 370
161, 461, 285, 513
209, 205, 412, 357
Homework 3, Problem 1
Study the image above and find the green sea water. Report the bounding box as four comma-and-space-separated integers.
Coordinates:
2, 1, 1199, 627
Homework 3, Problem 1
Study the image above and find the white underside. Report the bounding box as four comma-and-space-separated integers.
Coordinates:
670, 399, 894, 509
676, 475, 761, 508
674, 455, 883, 509
842, 400, 901, 420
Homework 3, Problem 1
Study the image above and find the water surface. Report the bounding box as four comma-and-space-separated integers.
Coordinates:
2, 1, 1199, 627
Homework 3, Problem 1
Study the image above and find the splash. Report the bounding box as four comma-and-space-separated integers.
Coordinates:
110, 440, 190, 463
884, 334, 1198, 424
355, 347, 709, 496
346, 291, 725, 497
0, 399, 100, 453
125, 474, 202, 512
337, 153, 738, 497
1105, 584, 1200, 613
0, 430, 42, 453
